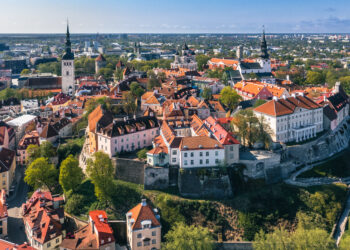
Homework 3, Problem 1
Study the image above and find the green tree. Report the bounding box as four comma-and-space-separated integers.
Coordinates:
20, 69, 30, 75
147, 77, 161, 90
24, 157, 57, 192
219, 86, 242, 111
201, 87, 212, 100
59, 155, 84, 193
163, 222, 214, 250
339, 76, 350, 94
339, 233, 350, 250
40, 141, 56, 159
233, 109, 259, 148
254, 227, 336, 250
137, 148, 148, 159
86, 152, 114, 202
26, 144, 41, 165
196, 54, 210, 71
122, 92, 137, 115
305, 71, 324, 85
130, 82, 145, 98
253, 99, 267, 108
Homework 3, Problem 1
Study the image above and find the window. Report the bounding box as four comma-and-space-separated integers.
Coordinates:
144, 140, 146, 144
200, 152, 203, 157
173, 150, 177, 155
230, 154, 234, 159
206, 152, 209, 156
215, 151, 218, 156
191, 160, 194, 165
152, 231, 156, 236
190, 152, 194, 157
200, 159, 203, 164
215, 159, 219, 164
137, 242, 142, 247
137, 233, 142, 238
144, 241, 150, 246
47, 243, 51, 248
152, 239, 157, 244
172, 158, 176, 163
56, 238, 60, 243
184, 153, 188, 157
206, 159, 209, 164
184, 160, 188, 165
230, 146, 234, 151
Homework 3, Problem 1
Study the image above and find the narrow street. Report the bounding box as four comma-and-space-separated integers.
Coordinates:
7, 166, 28, 244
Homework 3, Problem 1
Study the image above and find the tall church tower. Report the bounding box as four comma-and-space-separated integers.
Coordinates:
61, 23, 75, 95
257, 27, 271, 73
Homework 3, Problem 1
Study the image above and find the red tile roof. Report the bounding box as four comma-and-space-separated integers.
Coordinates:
205, 116, 240, 145
89, 210, 114, 246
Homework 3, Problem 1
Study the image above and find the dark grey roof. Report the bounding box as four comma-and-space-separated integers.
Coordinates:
323, 105, 337, 121
240, 62, 262, 70
99, 116, 159, 137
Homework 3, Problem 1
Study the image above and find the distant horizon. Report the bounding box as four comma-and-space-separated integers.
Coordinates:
0, 0, 350, 33
0, 32, 349, 35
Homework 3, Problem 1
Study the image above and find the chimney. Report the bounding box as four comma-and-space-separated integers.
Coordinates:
141, 199, 147, 206
282, 95, 286, 100
286, 75, 290, 81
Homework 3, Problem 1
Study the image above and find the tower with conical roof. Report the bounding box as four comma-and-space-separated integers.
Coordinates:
257, 26, 271, 73
61, 21, 75, 95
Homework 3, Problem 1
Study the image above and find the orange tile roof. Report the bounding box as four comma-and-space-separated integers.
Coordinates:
254, 96, 321, 117
145, 95, 160, 105
179, 136, 223, 150
142, 91, 155, 101
127, 201, 161, 231
88, 105, 104, 133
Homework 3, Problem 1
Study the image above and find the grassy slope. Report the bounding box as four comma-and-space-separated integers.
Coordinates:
65, 179, 348, 242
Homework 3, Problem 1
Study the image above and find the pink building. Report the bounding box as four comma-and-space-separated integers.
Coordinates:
96, 116, 159, 157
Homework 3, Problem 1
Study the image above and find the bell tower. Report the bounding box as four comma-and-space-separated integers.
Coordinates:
61, 22, 75, 95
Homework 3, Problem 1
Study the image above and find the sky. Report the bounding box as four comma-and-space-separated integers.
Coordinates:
0, 0, 350, 34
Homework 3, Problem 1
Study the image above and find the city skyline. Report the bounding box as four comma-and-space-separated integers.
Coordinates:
0, 0, 349, 34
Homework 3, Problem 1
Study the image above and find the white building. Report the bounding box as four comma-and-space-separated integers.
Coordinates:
254, 95, 323, 143
7, 114, 36, 144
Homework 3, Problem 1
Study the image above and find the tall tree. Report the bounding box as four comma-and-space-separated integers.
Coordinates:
164, 222, 214, 250
219, 86, 242, 111
86, 151, 114, 202
24, 157, 57, 192
40, 141, 56, 158
196, 54, 210, 71
59, 155, 84, 193
201, 87, 212, 100
26, 144, 41, 165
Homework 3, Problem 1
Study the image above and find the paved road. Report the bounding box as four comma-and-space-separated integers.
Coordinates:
7, 167, 28, 244
334, 194, 350, 246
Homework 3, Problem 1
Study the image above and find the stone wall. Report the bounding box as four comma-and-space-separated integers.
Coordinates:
112, 157, 145, 185
144, 166, 169, 190
286, 117, 350, 165
178, 169, 233, 199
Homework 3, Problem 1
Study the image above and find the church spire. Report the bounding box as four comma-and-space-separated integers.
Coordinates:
260, 26, 269, 59
63, 20, 74, 60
